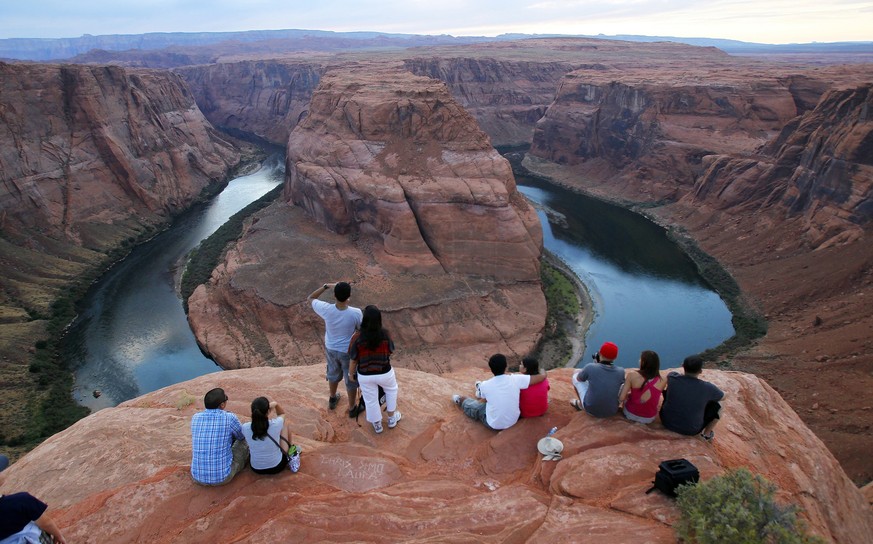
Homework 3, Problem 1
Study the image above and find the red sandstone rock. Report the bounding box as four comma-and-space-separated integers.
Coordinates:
188, 65, 545, 373
176, 60, 324, 145
1, 367, 870, 543
0, 62, 239, 246
693, 84, 873, 248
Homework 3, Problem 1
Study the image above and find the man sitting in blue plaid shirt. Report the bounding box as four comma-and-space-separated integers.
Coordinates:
191, 388, 249, 486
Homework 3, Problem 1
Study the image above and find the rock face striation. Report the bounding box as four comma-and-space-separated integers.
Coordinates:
0, 62, 239, 261
692, 84, 873, 248
404, 56, 576, 146
3, 366, 871, 543
187, 65, 545, 373
176, 60, 324, 146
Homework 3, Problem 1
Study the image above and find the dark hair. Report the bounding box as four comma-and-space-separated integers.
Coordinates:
683, 355, 704, 374
204, 388, 227, 409
488, 353, 507, 376
521, 357, 539, 375
334, 281, 351, 302
250, 396, 270, 440
360, 305, 390, 349
638, 350, 660, 380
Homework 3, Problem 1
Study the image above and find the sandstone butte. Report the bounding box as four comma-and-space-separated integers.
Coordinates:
2, 366, 872, 543
187, 66, 546, 374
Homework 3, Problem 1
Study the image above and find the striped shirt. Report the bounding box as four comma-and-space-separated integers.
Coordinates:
191, 409, 244, 485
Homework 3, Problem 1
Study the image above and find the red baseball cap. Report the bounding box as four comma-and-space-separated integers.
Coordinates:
598, 341, 619, 361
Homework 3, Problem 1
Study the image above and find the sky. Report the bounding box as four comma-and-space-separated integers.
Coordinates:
1, 0, 872, 45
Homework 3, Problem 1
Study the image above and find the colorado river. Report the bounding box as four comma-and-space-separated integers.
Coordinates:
514, 166, 734, 368
67, 157, 284, 411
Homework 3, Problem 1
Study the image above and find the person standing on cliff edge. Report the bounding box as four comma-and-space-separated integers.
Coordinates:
0, 454, 68, 544
308, 281, 363, 418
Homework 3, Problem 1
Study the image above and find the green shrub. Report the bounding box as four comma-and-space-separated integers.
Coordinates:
675, 468, 825, 544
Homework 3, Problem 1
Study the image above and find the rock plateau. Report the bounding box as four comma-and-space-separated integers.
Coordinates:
2, 366, 871, 543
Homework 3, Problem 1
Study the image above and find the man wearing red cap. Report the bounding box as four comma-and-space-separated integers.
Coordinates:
571, 341, 625, 417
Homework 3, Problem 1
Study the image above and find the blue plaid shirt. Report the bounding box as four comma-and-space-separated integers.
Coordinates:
190, 408, 244, 484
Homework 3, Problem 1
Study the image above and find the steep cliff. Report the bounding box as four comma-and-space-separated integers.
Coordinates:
692, 84, 873, 247
0, 62, 240, 250
0, 61, 240, 445
187, 65, 545, 372
530, 65, 803, 199
176, 60, 324, 145
404, 57, 575, 146
3, 367, 871, 543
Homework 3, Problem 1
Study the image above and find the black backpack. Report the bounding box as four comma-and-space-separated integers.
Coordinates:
646, 458, 700, 497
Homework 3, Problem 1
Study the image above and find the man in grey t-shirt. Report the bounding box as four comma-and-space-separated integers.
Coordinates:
571, 341, 625, 417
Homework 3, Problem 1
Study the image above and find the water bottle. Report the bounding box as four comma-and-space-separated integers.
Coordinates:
548, 426, 558, 436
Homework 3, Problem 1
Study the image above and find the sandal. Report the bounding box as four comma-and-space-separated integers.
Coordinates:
570, 399, 584, 411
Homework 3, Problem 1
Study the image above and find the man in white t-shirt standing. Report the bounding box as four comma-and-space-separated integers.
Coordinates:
452, 353, 547, 430
308, 281, 363, 418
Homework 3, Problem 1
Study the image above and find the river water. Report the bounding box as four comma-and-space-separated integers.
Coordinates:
67, 157, 284, 411
66, 152, 732, 411
514, 168, 734, 369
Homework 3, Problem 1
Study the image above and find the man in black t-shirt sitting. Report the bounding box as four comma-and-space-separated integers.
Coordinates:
659, 356, 725, 441
0, 454, 67, 544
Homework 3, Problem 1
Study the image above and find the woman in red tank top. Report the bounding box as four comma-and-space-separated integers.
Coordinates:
618, 350, 666, 424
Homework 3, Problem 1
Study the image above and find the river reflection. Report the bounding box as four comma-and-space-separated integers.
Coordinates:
515, 169, 734, 369
67, 157, 284, 411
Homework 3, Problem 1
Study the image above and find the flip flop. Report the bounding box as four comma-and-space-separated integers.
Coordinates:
570, 399, 584, 411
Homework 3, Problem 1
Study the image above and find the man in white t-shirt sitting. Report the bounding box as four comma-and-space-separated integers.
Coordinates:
452, 354, 547, 430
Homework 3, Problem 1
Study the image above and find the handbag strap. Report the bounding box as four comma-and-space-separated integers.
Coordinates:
264, 432, 287, 456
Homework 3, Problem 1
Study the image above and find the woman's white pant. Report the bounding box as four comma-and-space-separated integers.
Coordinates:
358, 368, 398, 423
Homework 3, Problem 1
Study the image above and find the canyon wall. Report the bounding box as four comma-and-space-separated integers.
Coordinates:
3, 366, 871, 543
187, 65, 545, 373
0, 61, 240, 444
403, 57, 576, 146
692, 84, 873, 248
176, 60, 324, 145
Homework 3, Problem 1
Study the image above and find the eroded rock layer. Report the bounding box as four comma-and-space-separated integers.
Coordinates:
3, 367, 871, 543
176, 60, 324, 145
188, 65, 544, 372
0, 63, 239, 248
693, 84, 873, 248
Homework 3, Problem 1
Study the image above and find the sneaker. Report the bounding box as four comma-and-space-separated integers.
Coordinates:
388, 411, 402, 428
701, 431, 714, 442
373, 420, 383, 434
328, 393, 340, 410
452, 394, 461, 405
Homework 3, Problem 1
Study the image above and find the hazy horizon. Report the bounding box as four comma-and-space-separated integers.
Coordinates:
2, 0, 872, 45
